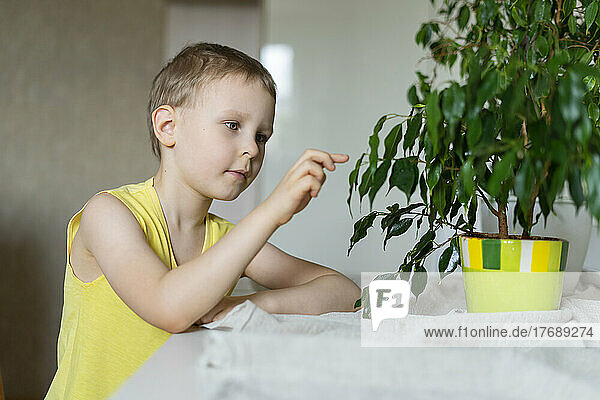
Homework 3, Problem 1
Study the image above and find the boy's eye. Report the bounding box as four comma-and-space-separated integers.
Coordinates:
225, 122, 239, 130
256, 133, 268, 144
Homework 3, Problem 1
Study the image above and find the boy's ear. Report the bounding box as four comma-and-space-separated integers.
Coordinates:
152, 105, 177, 148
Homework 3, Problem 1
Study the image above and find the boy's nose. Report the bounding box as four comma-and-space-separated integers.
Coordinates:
240, 137, 260, 159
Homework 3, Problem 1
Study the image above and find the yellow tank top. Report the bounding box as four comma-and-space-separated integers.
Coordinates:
45, 177, 238, 399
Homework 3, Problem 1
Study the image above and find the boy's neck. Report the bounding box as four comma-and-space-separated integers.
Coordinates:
153, 168, 212, 232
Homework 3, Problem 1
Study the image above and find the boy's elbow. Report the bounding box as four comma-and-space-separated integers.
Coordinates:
161, 312, 190, 334
162, 305, 202, 334
153, 286, 189, 334
165, 323, 186, 335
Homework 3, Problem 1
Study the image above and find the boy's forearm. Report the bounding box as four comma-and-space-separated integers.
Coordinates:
158, 202, 279, 332
251, 273, 361, 315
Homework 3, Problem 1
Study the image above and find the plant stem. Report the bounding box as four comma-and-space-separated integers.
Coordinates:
498, 201, 508, 239
477, 188, 499, 217
522, 159, 551, 238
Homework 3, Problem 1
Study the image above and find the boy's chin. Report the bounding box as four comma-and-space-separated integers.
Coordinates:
211, 190, 244, 202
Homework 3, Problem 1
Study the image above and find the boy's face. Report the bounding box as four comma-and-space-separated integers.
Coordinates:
169, 75, 275, 201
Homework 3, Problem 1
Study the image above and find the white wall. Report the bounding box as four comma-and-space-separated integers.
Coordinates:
261, 0, 600, 278
261, 0, 438, 278
165, 0, 600, 283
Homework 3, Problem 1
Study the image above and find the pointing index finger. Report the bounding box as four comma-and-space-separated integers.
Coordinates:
331, 153, 350, 164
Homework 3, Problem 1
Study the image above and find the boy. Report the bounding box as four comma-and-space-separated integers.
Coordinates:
45, 43, 360, 399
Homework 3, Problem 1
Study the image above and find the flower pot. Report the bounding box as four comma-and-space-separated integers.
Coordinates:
477, 195, 592, 295
458, 236, 568, 313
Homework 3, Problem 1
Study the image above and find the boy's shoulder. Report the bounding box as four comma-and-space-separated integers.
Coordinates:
208, 213, 235, 225
101, 177, 154, 199
206, 213, 236, 238
73, 178, 155, 245
92, 177, 156, 218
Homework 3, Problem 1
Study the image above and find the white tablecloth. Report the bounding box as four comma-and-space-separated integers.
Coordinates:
112, 271, 600, 399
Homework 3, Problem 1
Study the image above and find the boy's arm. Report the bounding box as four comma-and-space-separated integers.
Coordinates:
242, 242, 361, 315
82, 149, 349, 333
81, 192, 278, 334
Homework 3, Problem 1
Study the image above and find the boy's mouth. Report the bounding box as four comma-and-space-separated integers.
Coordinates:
226, 170, 248, 179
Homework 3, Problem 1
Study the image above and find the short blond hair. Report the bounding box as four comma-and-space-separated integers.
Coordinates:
147, 42, 277, 160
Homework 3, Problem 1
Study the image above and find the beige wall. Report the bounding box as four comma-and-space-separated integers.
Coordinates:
0, 0, 163, 397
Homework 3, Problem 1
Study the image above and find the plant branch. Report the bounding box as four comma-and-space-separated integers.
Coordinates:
477, 188, 499, 217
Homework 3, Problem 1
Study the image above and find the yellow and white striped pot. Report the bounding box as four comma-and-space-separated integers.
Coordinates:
458, 236, 569, 313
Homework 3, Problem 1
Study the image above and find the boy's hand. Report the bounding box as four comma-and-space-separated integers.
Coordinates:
195, 295, 252, 324
263, 149, 349, 227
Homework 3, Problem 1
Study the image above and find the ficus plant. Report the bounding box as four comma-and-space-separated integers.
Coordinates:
348, 0, 600, 308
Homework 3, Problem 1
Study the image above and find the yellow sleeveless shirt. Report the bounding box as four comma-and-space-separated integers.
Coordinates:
45, 177, 238, 399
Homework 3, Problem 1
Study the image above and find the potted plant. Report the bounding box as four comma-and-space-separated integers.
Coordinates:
348, 0, 600, 314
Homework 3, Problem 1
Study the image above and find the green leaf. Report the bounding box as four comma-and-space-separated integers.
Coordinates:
413, 230, 436, 261
415, 23, 433, 47
407, 85, 419, 106
488, 151, 516, 197
411, 264, 428, 301
348, 211, 377, 255
358, 166, 374, 205
366, 116, 385, 201
458, 5, 470, 30
369, 116, 386, 169
427, 159, 443, 189
511, 5, 528, 26
533, 0, 551, 23
404, 114, 422, 152
558, 69, 586, 126
383, 218, 413, 250
589, 103, 600, 122
580, 51, 594, 65
347, 153, 365, 215
389, 158, 418, 202
514, 158, 534, 215
432, 183, 447, 215
368, 159, 391, 209
386, 203, 399, 214
568, 14, 577, 35
536, 36, 549, 57
383, 124, 403, 159
583, 155, 600, 217
438, 245, 459, 280
549, 162, 567, 201
360, 286, 370, 318
467, 195, 478, 226
419, 174, 428, 205
373, 115, 387, 136
381, 203, 425, 231
381, 203, 424, 230
533, 72, 551, 98
563, 0, 576, 18
441, 83, 465, 125
449, 200, 462, 220
568, 167, 585, 208
585, 1, 598, 33
467, 118, 482, 147
574, 114, 592, 144
426, 91, 441, 154
461, 159, 475, 197
477, 0, 497, 25
475, 70, 498, 109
